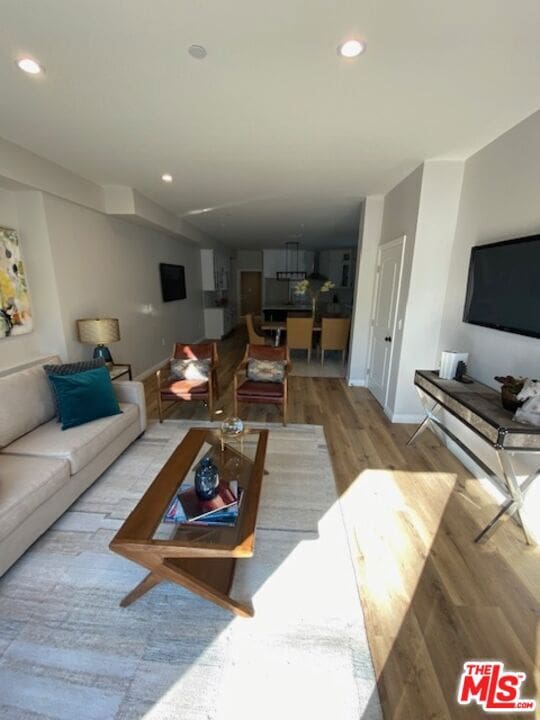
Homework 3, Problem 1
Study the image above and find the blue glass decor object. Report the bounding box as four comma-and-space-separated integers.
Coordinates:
194, 456, 219, 500
221, 416, 244, 437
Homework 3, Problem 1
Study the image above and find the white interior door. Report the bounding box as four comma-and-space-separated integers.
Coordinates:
367, 237, 405, 407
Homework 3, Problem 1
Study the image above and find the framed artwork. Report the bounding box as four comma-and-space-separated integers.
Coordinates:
0, 227, 33, 338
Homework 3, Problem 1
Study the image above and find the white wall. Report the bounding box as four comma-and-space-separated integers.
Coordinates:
0, 190, 67, 370
348, 197, 383, 385
42, 194, 205, 377
391, 161, 464, 418
0, 136, 213, 245
235, 250, 263, 270
378, 166, 424, 413
439, 110, 540, 385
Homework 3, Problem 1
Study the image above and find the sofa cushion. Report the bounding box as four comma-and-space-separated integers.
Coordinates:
47, 367, 122, 429
0, 454, 70, 544
0, 364, 56, 448
3, 402, 139, 474
44, 358, 106, 418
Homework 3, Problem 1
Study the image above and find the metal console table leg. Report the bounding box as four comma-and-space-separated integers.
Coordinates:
408, 386, 538, 546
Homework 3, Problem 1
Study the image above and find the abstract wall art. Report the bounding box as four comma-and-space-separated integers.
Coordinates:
0, 227, 33, 338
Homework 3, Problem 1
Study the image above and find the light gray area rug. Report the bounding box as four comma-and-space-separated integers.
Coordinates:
0, 420, 382, 720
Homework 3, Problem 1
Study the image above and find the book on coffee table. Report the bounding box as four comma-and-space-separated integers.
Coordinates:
164, 481, 239, 525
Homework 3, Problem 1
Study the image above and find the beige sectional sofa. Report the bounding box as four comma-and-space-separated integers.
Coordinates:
0, 356, 146, 576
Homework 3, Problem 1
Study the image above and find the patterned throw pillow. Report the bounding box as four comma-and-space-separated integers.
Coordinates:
44, 358, 107, 421
170, 358, 211, 381
44, 358, 106, 376
247, 359, 285, 383
47, 367, 122, 430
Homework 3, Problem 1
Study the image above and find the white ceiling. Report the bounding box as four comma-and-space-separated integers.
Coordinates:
0, 0, 539, 248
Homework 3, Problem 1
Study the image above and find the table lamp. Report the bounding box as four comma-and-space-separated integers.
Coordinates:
77, 318, 120, 363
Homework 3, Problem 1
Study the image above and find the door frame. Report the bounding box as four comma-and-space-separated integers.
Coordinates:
239, 270, 263, 318
366, 235, 406, 410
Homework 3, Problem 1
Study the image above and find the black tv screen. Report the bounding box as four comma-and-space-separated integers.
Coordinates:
463, 235, 540, 338
160, 263, 186, 302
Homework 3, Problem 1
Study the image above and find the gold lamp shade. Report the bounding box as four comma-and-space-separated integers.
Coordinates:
77, 318, 120, 362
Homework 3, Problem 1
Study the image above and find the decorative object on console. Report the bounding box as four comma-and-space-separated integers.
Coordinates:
439, 351, 469, 380
494, 375, 525, 412
194, 456, 220, 500
454, 360, 473, 383
77, 317, 120, 362
514, 379, 540, 427
0, 226, 33, 338
46, 366, 122, 430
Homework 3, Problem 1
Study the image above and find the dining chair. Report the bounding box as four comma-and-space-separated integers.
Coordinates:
245, 314, 268, 345
286, 316, 314, 362
156, 342, 219, 421
320, 317, 351, 365
233, 344, 291, 425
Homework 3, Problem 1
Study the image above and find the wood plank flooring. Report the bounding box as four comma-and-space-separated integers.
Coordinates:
143, 329, 540, 720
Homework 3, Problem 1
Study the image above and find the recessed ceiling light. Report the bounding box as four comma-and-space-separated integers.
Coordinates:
16, 57, 44, 75
337, 39, 366, 59
161, 173, 173, 183
188, 44, 207, 59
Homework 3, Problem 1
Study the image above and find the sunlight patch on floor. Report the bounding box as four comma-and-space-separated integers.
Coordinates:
339, 468, 458, 659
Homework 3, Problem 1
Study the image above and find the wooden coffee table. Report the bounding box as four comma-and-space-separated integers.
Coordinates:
110, 427, 268, 617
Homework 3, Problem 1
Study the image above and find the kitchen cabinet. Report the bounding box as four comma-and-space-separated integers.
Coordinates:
319, 249, 356, 288
203, 307, 236, 339
263, 250, 287, 278
201, 249, 231, 291
263, 249, 314, 278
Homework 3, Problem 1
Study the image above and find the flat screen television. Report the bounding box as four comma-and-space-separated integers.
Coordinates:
463, 234, 540, 339
159, 263, 186, 302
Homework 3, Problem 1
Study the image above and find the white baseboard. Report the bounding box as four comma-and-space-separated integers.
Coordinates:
384, 407, 425, 424
348, 378, 367, 387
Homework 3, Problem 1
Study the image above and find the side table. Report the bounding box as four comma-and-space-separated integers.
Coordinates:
109, 363, 132, 381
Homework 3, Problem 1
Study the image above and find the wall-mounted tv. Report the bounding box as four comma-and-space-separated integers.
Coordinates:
463, 234, 540, 339
159, 263, 186, 302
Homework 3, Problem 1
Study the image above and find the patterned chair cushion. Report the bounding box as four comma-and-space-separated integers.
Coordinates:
246, 359, 285, 383
170, 358, 211, 381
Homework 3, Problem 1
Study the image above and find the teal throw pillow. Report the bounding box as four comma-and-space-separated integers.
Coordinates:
47, 366, 122, 430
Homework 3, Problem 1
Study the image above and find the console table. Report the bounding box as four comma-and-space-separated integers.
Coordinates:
408, 370, 540, 545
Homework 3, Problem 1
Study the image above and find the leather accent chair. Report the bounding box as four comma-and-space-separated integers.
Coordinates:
233, 344, 291, 425
156, 343, 219, 421
286, 316, 314, 362
320, 317, 351, 365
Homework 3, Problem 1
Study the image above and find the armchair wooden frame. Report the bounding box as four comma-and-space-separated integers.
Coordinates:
233, 345, 291, 425
156, 343, 219, 421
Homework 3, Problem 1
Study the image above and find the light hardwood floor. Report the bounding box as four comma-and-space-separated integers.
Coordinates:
143, 329, 540, 720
